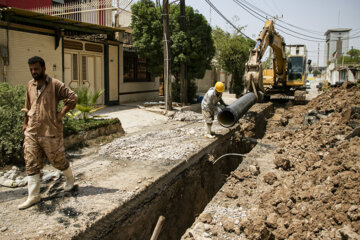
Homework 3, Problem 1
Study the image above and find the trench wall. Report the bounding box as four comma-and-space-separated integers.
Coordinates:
73, 102, 273, 240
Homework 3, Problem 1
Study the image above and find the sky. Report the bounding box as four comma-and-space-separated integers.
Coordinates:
184, 0, 360, 66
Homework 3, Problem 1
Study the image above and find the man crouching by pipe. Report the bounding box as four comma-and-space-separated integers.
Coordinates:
18, 56, 78, 210
201, 82, 227, 138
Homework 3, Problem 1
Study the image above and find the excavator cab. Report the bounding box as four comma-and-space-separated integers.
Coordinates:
287, 56, 305, 83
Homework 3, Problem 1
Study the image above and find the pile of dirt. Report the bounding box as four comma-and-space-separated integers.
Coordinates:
183, 83, 360, 240
256, 83, 359, 239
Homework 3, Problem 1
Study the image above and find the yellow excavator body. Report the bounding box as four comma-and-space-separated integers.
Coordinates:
244, 20, 310, 102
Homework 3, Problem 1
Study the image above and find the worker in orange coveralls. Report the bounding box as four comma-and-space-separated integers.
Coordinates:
19, 56, 78, 210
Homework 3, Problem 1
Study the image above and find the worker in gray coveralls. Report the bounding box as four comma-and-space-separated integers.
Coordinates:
201, 82, 227, 138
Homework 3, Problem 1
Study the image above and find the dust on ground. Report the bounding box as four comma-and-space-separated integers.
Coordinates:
183, 83, 360, 240
0, 105, 229, 239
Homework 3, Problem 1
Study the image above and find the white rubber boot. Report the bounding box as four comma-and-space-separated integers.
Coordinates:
205, 123, 215, 138
18, 174, 41, 210
62, 167, 75, 191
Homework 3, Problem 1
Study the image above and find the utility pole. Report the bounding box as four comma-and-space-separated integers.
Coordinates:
116, 0, 120, 27
317, 43, 320, 67
180, 0, 187, 104
163, 0, 172, 112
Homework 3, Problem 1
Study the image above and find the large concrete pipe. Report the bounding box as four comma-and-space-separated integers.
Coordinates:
218, 92, 261, 128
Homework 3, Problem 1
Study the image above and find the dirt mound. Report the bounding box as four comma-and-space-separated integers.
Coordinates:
183, 83, 360, 240
245, 83, 360, 239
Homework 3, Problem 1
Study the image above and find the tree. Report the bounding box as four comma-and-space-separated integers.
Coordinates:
212, 27, 255, 96
347, 48, 360, 60
312, 69, 320, 77
131, 0, 215, 102
130, 0, 164, 77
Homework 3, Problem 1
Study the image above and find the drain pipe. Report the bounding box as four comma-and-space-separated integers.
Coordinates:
218, 92, 262, 128
150, 216, 165, 240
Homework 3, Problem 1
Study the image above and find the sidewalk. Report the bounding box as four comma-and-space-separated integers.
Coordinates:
95, 102, 169, 134
96, 90, 237, 134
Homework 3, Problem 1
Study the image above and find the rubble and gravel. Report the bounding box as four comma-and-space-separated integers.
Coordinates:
183, 83, 360, 240
99, 126, 205, 164
171, 111, 204, 122
98, 110, 223, 166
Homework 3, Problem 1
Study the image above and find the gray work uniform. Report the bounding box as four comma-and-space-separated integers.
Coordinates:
201, 87, 225, 124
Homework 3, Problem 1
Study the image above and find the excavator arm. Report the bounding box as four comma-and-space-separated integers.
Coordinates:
244, 20, 287, 95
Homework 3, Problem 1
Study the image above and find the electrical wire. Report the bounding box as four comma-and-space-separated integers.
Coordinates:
233, 0, 326, 42
203, 0, 252, 39
118, 0, 133, 14
237, 0, 325, 36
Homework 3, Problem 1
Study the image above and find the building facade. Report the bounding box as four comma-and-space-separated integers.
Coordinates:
0, 6, 161, 105
324, 28, 351, 65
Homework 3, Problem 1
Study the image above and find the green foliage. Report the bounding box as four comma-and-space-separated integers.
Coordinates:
335, 48, 360, 65
172, 79, 197, 103
131, 0, 164, 77
313, 70, 321, 76
131, 0, 215, 102
337, 56, 360, 65
0, 83, 26, 166
232, 68, 244, 96
63, 118, 120, 138
347, 48, 360, 60
212, 27, 255, 95
0, 83, 115, 166
169, 5, 215, 80
73, 87, 104, 120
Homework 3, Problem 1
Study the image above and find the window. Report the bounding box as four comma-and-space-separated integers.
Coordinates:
72, 54, 78, 80
124, 51, 151, 82
82, 55, 87, 81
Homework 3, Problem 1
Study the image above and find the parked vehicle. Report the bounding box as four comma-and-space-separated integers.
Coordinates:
306, 80, 311, 89
316, 82, 322, 91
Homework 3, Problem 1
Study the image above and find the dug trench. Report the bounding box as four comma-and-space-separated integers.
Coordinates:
0, 102, 273, 240
73, 103, 274, 240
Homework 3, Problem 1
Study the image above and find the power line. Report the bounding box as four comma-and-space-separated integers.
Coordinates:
203, 0, 252, 39
276, 28, 325, 43
232, 0, 265, 23
237, 0, 325, 36
351, 29, 360, 36
233, 0, 326, 42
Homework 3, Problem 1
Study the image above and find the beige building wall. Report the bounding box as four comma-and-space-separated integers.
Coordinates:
196, 69, 217, 93
119, 80, 161, 103
4, 30, 62, 86
119, 53, 160, 103
108, 44, 119, 102
0, 28, 5, 83
196, 68, 232, 94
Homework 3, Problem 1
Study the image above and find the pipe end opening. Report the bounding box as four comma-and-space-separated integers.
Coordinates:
218, 111, 236, 128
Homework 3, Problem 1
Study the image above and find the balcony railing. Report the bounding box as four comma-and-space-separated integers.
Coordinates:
30, 0, 132, 28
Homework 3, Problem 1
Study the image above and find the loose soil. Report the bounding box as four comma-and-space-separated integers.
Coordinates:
182, 83, 360, 240
0, 108, 228, 239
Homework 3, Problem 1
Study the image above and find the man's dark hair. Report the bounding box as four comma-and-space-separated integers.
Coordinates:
28, 56, 45, 67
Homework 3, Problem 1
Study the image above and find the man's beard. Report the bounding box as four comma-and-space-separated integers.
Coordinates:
33, 72, 44, 81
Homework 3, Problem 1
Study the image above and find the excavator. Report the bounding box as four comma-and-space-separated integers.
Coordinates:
218, 20, 311, 128
244, 19, 310, 102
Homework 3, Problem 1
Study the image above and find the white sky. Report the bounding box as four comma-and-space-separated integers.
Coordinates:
184, 0, 360, 66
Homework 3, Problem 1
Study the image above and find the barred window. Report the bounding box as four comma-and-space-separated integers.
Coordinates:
124, 51, 151, 82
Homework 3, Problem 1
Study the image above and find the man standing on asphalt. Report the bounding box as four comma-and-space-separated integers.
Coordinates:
19, 56, 78, 210
201, 82, 227, 138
